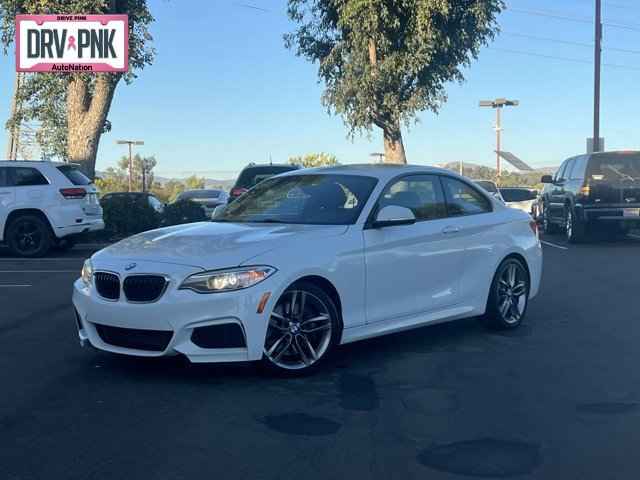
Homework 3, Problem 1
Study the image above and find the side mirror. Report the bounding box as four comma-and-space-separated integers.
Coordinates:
372, 205, 416, 228
541, 175, 553, 184
212, 204, 226, 219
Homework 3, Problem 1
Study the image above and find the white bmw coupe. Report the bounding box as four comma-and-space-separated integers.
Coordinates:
73, 165, 542, 373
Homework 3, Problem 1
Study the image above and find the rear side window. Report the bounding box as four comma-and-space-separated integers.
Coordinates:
564, 159, 576, 180
379, 175, 447, 221
570, 156, 588, 180
0, 168, 9, 187
441, 177, 492, 217
12, 167, 49, 187
235, 166, 298, 189
57, 165, 92, 185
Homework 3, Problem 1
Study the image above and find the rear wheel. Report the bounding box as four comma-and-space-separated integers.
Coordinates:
484, 258, 530, 330
6, 215, 52, 258
262, 282, 340, 374
565, 207, 587, 243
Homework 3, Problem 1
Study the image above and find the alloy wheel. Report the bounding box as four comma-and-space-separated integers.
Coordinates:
264, 289, 333, 370
13, 219, 44, 255
497, 262, 528, 325
565, 209, 573, 241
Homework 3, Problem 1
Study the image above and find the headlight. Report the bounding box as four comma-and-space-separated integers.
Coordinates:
179, 266, 276, 294
81, 259, 93, 287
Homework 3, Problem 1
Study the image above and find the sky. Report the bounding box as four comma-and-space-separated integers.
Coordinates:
1, 0, 640, 179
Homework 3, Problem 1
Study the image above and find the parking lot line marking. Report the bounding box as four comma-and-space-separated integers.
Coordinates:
0, 284, 31, 288
541, 240, 569, 250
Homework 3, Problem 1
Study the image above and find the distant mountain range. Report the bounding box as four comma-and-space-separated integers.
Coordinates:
436, 162, 557, 175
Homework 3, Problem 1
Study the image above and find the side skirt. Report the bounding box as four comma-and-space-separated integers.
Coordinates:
340, 305, 479, 345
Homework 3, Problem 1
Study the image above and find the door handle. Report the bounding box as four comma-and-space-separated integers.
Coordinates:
442, 226, 461, 235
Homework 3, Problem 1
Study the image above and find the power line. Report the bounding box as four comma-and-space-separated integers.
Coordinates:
489, 47, 640, 71
501, 31, 640, 55
508, 7, 640, 31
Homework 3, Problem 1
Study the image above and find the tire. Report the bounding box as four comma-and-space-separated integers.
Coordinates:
565, 207, 587, 244
262, 281, 340, 374
6, 215, 53, 258
54, 236, 76, 252
542, 204, 559, 234
483, 257, 530, 330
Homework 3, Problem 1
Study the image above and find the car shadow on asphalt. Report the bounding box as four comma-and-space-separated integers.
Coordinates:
85, 316, 497, 384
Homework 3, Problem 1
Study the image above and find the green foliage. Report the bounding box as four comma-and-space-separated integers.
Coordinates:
95, 154, 157, 193
285, 0, 504, 137
184, 175, 206, 190
0, 0, 155, 160
289, 152, 339, 168
101, 194, 160, 237
153, 179, 186, 203
162, 199, 208, 226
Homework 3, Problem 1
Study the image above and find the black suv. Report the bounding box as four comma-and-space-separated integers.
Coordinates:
540, 151, 640, 242
228, 163, 301, 203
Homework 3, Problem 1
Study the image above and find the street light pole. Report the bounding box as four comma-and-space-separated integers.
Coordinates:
479, 98, 519, 181
593, 0, 602, 153
116, 140, 144, 192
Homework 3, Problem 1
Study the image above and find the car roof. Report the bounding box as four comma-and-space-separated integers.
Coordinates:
0, 160, 67, 167
278, 163, 453, 181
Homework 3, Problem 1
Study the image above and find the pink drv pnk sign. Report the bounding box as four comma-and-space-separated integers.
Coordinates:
16, 14, 129, 73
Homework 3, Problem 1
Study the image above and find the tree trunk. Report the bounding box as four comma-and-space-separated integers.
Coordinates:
66, 74, 119, 179
383, 122, 407, 164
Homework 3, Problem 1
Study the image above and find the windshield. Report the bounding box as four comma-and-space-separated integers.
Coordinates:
217, 174, 378, 225
587, 153, 640, 181
500, 188, 537, 202
475, 180, 498, 193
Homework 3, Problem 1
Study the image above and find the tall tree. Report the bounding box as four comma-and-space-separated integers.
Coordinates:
285, 0, 504, 163
0, 0, 155, 178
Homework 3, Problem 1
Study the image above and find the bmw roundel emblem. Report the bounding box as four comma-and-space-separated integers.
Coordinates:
125, 263, 137, 271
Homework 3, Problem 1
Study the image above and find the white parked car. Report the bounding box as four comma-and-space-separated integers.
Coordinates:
73, 165, 542, 373
0, 161, 104, 257
473, 179, 505, 203
500, 187, 540, 219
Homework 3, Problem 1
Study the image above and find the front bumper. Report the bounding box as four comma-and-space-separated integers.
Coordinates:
72, 264, 279, 363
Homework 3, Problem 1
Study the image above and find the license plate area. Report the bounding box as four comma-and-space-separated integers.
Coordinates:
623, 208, 640, 217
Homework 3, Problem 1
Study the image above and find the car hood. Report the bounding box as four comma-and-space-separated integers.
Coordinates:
92, 222, 348, 269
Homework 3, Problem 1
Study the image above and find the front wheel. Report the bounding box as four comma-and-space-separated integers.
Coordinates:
484, 258, 530, 330
262, 282, 340, 374
542, 205, 559, 234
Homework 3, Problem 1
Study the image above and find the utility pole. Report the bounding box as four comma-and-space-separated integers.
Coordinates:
479, 98, 519, 180
6, 73, 23, 160
116, 140, 144, 192
593, 0, 602, 153
370, 152, 385, 164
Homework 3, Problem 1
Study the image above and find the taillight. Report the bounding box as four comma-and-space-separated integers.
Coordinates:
579, 185, 591, 196
529, 220, 539, 238
59, 188, 87, 199
231, 187, 248, 197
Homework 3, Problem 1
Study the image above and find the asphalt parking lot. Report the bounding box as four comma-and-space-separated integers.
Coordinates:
2, 234, 640, 480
